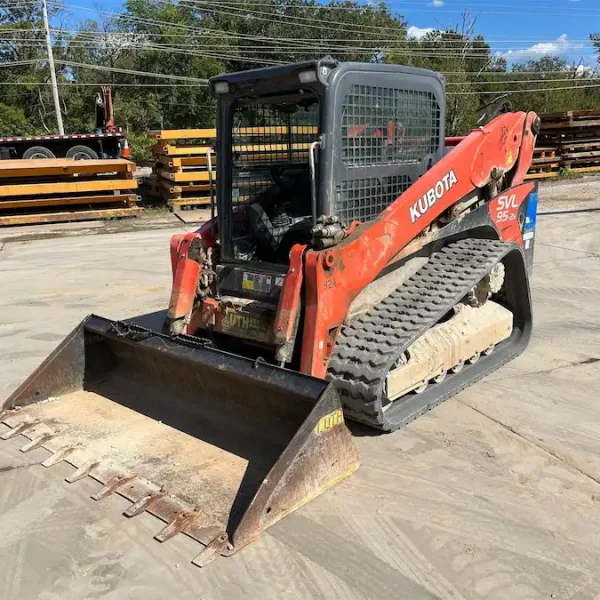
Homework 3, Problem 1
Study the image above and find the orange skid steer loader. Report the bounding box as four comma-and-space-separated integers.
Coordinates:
2, 58, 538, 567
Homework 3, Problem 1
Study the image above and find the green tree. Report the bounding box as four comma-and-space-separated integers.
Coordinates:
509, 56, 599, 114
385, 13, 502, 135
0, 103, 32, 136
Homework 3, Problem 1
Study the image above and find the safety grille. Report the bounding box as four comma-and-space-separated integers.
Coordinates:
334, 175, 412, 223
341, 84, 440, 168
231, 100, 319, 205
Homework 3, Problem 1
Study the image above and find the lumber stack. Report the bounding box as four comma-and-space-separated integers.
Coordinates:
527, 109, 600, 180
148, 129, 216, 210
0, 158, 141, 226
148, 127, 315, 210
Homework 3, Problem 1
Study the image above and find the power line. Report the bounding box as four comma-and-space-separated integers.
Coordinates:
48, 0, 600, 45
3, 35, 597, 68
179, 0, 406, 33
449, 82, 600, 95
181, 0, 600, 15
4, 79, 600, 96
45, 8, 599, 55
4, 48, 593, 78
447, 76, 599, 86
39, 28, 600, 44
2, 81, 209, 86
10, 31, 600, 49
184, 0, 600, 17
10, 37, 598, 58
56, 1, 401, 39
56, 59, 210, 82
0, 58, 45, 67
24, 29, 598, 61
6, 1, 599, 75
3, 40, 597, 70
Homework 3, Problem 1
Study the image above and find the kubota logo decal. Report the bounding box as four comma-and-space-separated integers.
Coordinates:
315, 409, 344, 434
410, 170, 458, 224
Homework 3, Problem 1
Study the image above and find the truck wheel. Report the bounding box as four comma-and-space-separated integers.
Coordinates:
66, 145, 99, 160
23, 146, 56, 159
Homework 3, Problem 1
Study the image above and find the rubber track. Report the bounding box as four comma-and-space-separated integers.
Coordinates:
328, 238, 518, 431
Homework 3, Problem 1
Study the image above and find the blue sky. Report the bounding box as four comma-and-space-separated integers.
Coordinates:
64, 0, 599, 67
401, 0, 598, 66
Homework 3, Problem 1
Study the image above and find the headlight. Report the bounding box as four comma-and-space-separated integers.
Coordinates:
298, 70, 317, 83
213, 81, 230, 94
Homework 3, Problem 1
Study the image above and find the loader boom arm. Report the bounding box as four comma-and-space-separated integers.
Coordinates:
299, 111, 539, 377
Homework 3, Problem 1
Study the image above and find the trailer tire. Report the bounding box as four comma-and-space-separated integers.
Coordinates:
66, 145, 99, 160
23, 146, 56, 159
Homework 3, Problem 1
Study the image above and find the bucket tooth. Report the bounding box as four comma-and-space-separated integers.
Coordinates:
155, 508, 200, 543
192, 533, 230, 568
1, 421, 38, 440
0, 410, 14, 423
65, 460, 99, 483
42, 446, 75, 468
124, 490, 165, 518
20, 433, 54, 453
91, 473, 138, 501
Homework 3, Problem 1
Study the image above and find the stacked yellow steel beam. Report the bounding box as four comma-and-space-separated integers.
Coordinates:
0, 158, 140, 226
148, 129, 216, 210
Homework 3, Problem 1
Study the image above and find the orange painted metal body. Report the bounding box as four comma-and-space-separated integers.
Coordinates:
166, 111, 538, 377
166, 221, 216, 327
300, 111, 538, 376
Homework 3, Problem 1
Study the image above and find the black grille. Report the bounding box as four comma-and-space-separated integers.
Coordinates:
334, 175, 412, 223
231, 100, 319, 206
341, 84, 440, 168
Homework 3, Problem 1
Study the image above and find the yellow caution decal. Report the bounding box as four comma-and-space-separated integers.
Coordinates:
314, 409, 344, 434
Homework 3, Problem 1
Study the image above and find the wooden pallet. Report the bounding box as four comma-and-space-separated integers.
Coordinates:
0, 206, 143, 227
158, 178, 212, 196
0, 178, 138, 198
233, 143, 311, 153
147, 127, 313, 210
540, 109, 600, 120
157, 155, 217, 169
149, 127, 318, 141
527, 111, 600, 178
149, 129, 216, 141
0, 158, 135, 179
170, 197, 212, 209
541, 119, 600, 131
562, 150, 600, 160
159, 170, 213, 183
0, 158, 142, 227
532, 146, 558, 158
151, 144, 213, 157
149, 130, 217, 211
525, 165, 600, 180
0, 194, 139, 211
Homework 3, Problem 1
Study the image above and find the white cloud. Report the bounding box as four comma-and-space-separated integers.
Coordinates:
407, 26, 434, 39
502, 34, 583, 60
428, 0, 445, 6
576, 64, 596, 77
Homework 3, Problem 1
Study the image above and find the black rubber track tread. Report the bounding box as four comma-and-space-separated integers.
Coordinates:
328, 238, 521, 431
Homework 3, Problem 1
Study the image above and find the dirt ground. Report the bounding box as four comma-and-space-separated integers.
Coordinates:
1, 180, 600, 599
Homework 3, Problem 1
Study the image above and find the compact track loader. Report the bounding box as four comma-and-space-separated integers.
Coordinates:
2, 58, 538, 567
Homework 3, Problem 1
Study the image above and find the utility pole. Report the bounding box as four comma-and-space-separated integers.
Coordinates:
41, 0, 64, 134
